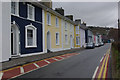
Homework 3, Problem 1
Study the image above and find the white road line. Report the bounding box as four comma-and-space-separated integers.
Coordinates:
33, 63, 40, 68
100, 57, 104, 62
20, 67, 24, 74
58, 56, 64, 59
44, 60, 51, 64
0, 72, 3, 80
52, 58, 59, 61
92, 66, 99, 80
41, 64, 48, 67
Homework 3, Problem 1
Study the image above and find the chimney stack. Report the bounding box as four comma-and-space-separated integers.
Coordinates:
40, 0, 52, 8
75, 19, 81, 25
65, 15, 73, 21
55, 7, 64, 16
82, 22, 86, 26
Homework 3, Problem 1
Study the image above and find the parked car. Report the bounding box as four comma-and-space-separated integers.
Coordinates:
86, 42, 95, 49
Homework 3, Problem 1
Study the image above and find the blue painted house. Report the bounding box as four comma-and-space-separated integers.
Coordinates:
11, 2, 43, 58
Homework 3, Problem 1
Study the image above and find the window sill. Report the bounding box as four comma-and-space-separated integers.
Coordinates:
56, 44, 59, 46
25, 46, 37, 48
47, 24, 51, 26
27, 18, 35, 22
11, 13, 19, 17
56, 26, 59, 28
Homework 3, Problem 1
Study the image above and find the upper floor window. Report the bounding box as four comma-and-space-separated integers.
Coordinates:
25, 25, 37, 48
47, 13, 51, 25
27, 4, 35, 20
76, 26, 79, 34
11, 2, 19, 16
56, 32, 59, 45
65, 22, 67, 30
70, 24, 72, 32
65, 34, 68, 44
56, 17, 59, 27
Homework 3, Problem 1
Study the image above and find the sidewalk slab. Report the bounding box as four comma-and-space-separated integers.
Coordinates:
0, 48, 84, 71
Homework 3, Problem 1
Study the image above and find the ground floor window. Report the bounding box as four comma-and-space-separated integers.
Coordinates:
56, 32, 59, 45
25, 24, 37, 48
65, 34, 68, 45
76, 36, 80, 45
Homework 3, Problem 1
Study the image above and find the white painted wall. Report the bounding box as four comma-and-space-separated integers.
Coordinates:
80, 28, 85, 47
0, 2, 11, 62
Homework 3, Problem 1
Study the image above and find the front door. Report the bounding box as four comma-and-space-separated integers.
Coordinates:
11, 25, 20, 56
70, 35, 73, 48
11, 32, 14, 55
47, 31, 51, 52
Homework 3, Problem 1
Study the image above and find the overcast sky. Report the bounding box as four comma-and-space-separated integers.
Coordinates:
52, 2, 118, 28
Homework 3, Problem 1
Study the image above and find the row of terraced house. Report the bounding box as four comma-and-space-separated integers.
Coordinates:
0, 1, 94, 62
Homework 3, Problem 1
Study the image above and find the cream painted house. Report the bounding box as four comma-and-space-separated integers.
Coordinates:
61, 20, 75, 50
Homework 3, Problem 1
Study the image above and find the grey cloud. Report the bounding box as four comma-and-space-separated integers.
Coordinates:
53, 2, 118, 28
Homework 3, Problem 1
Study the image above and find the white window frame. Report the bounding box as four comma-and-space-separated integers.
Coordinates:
11, 2, 19, 16
47, 12, 51, 25
27, 4, 35, 21
25, 24, 37, 48
76, 36, 80, 45
65, 22, 67, 30
65, 34, 68, 45
70, 24, 72, 32
76, 26, 79, 34
56, 32, 59, 45
56, 17, 59, 27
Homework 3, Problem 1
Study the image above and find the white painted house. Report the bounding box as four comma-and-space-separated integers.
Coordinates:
0, 1, 11, 62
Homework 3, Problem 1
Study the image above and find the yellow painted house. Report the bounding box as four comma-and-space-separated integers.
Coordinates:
43, 11, 62, 52
74, 19, 81, 48
40, 3, 76, 53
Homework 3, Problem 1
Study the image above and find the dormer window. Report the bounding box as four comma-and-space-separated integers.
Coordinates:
11, 2, 19, 16
27, 4, 35, 20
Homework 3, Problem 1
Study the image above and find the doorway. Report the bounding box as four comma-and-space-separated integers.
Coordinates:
70, 35, 73, 48
11, 24, 20, 57
47, 31, 51, 53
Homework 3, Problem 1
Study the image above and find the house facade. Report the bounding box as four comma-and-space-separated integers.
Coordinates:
11, 2, 44, 57
80, 24, 86, 48
61, 19, 74, 50
74, 19, 86, 48
43, 9, 62, 52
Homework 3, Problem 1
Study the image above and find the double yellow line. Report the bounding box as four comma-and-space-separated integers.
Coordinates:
97, 49, 110, 79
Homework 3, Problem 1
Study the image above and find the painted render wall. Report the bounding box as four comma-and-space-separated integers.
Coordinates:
74, 25, 81, 48
80, 28, 85, 48
62, 20, 74, 50
44, 10, 62, 52
0, 2, 11, 62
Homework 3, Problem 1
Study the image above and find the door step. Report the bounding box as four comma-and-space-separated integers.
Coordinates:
11, 55, 20, 59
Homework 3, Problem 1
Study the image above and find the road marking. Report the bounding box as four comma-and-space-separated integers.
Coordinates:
44, 60, 51, 64
98, 54, 108, 78
92, 66, 99, 79
41, 64, 48, 67
33, 63, 40, 68
103, 54, 109, 78
52, 58, 59, 61
20, 67, 24, 74
100, 56, 104, 62
0, 72, 3, 80
58, 56, 64, 59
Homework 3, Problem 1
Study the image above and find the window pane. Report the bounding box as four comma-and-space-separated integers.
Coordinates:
27, 29, 33, 46
56, 33, 58, 44
11, 2, 16, 14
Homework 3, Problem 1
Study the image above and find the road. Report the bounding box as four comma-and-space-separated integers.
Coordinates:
12, 43, 111, 79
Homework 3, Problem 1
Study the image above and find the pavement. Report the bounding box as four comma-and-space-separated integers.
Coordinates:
0, 48, 84, 71
0, 43, 112, 79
